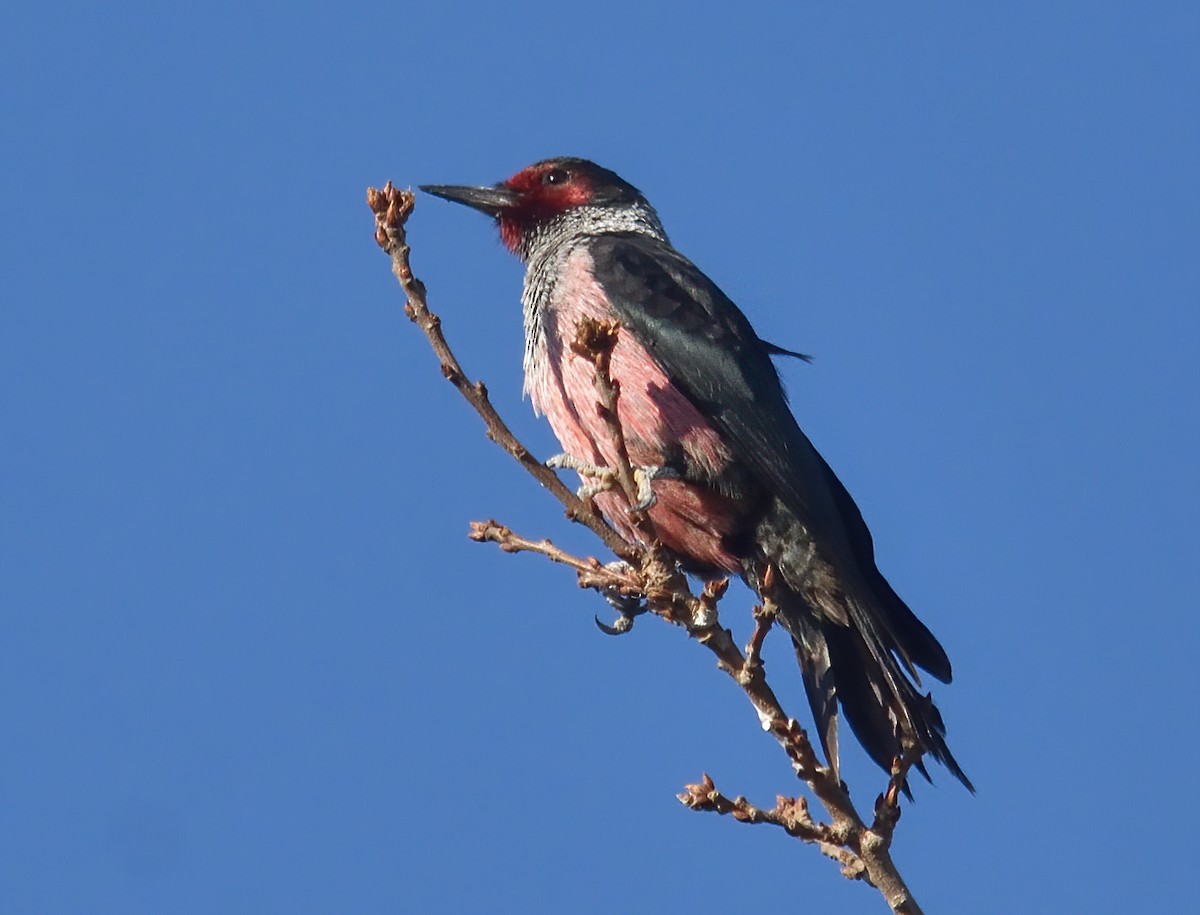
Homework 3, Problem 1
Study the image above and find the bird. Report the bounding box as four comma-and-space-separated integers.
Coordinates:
422, 157, 971, 791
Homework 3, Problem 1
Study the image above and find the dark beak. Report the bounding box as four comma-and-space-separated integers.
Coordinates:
419, 183, 521, 216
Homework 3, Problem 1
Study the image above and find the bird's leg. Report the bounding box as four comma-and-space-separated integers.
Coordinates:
546, 453, 679, 511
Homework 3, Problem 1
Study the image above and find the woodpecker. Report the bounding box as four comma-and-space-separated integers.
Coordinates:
422, 158, 971, 791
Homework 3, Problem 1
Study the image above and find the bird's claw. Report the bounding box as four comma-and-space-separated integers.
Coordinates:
629, 464, 679, 512
595, 591, 648, 636
593, 561, 648, 635
546, 453, 678, 512
546, 453, 615, 501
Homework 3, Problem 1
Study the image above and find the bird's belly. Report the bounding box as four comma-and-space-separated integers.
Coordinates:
593, 481, 745, 574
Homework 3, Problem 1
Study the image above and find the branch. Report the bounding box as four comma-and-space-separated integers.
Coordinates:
679, 773, 865, 878
567, 319, 649, 528
368, 182, 927, 914
367, 184, 635, 563
468, 519, 642, 595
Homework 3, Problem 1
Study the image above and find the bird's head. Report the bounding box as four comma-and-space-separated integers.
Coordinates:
422, 158, 657, 259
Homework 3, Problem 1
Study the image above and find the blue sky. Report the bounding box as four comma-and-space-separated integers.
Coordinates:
3, 2, 1197, 912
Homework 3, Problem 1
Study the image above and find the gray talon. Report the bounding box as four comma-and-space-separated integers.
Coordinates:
546, 453, 599, 474
597, 590, 647, 636
592, 560, 647, 635
547, 453, 616, 499
630, 464, 680, 512
595, 613, 635, 636
547, 454, 680, 512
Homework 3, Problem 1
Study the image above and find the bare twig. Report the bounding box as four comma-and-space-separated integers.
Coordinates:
679, 773, 865, 878
872, 747, 923, 841
740, 600, 775, 684
367, 182, 928, 914
468, 519, 642, 595
367, 183, 635, 563
568, 318, 646, 525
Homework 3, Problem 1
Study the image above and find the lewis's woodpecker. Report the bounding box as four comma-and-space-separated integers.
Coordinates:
422, 157, 971, 790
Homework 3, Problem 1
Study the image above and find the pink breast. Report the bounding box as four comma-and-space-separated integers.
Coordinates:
528, 247, 745, 573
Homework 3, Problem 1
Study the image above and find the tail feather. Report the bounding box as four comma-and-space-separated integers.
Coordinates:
785, 611, 839, 777
868, 569, 953, 685
745, 496, 971, 792
811, 447, 955, 686
775, 586, 974, 794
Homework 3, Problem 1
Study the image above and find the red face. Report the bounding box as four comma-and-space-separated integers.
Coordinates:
497, 161, 596, 252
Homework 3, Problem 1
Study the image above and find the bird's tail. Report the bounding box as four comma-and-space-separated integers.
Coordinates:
770, 580, 973, 793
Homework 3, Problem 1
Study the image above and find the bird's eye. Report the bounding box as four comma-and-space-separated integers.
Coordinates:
542, 168, 570, 185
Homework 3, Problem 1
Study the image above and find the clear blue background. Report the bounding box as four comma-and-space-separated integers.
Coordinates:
4, 2, 1197, 912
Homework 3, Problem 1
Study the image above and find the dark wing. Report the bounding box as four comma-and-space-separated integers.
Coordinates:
588, 232, 860, 569
588, 232, 953, 683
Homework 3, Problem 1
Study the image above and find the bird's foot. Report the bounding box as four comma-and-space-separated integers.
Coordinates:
629, 464, 680, 511
545, 454, 679, 512
546, 453, 616, 501
594, 561, 648, 636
